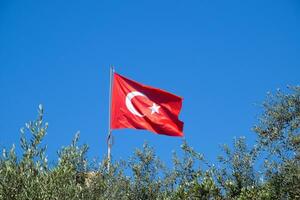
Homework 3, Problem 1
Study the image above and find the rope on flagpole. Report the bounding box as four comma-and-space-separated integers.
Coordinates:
107, 65, 114, 172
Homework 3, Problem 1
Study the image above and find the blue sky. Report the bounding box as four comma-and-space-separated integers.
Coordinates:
0, 0, 299, 166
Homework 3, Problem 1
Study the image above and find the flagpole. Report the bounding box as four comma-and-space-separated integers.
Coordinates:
107, 65, 114, 172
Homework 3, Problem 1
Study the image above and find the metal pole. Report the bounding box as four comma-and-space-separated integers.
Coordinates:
107, 65, 114, 172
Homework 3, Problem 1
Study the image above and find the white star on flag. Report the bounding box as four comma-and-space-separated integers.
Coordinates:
149, 103, 160, 114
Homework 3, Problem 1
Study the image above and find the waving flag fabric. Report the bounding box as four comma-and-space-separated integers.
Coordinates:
111, 73, 184, 137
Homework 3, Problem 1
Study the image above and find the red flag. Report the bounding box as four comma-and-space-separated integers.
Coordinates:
111, 73, 184, 137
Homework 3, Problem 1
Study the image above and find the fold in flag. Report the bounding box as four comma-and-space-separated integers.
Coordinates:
111, 73, 184, 137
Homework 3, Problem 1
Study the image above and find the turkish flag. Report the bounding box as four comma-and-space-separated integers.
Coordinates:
111, 73, 184, 137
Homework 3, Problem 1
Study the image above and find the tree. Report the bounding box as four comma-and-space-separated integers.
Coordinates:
215, 137, 259, 199
253, 86, 300, 199
0, 86, 299, 199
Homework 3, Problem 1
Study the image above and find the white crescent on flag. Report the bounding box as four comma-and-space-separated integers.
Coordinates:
125, 91, 146, 117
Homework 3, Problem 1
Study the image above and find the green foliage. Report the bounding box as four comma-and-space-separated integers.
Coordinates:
0, 86, 299, 199
215, 137, 259, 199
254, 86, 300, 199
129, 143, 164, 199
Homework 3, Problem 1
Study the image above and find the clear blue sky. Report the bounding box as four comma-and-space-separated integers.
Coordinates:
0, 0, 299, 165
